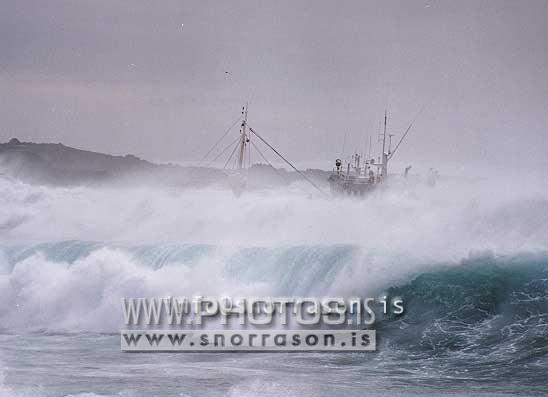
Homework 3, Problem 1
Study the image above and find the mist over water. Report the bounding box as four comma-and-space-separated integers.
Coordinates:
1, 171, 547, 249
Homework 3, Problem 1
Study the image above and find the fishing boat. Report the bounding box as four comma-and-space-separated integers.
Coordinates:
328, 109, 420, 196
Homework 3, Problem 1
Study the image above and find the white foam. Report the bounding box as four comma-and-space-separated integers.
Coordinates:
0, 175, 547, 332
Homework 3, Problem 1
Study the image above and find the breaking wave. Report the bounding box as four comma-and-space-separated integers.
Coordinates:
1, 241, 547, 365
383, 253, 548, 379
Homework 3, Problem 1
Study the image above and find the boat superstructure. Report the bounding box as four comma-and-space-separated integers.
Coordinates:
328, 109, 419, 196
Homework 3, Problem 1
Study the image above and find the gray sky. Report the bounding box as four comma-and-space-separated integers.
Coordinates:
1, 0, 547, 171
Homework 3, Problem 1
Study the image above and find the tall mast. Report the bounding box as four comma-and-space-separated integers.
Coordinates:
382, 109, 388, 178
382, 109, 387, 157
237, 103, 248, 170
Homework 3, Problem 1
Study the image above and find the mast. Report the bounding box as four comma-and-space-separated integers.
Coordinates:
381, 109, 388, 178
237, 103, 249, 170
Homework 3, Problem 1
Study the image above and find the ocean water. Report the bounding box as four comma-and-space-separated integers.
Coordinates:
0, 175, 547, 396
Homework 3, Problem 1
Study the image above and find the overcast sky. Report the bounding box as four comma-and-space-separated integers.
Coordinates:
1, 0, 547, 171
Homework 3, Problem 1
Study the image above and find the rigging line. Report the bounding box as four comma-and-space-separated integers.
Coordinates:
247, 125, 328, 196
388, 103, 428, 161
223, 138, 241, 169
249, 139, 288, 182
199, 115, 243, 164
210, 136, 241, 164
182, 115, 242, 186
232, 144, 240, 170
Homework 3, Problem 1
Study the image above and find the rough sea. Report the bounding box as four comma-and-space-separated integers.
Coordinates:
0, 173, 547, 396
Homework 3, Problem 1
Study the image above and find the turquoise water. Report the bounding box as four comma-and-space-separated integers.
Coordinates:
0, 242, 547, 396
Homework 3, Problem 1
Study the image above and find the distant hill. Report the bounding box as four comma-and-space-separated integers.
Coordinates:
0, 138, 224, 186
0, 138, 329, 189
